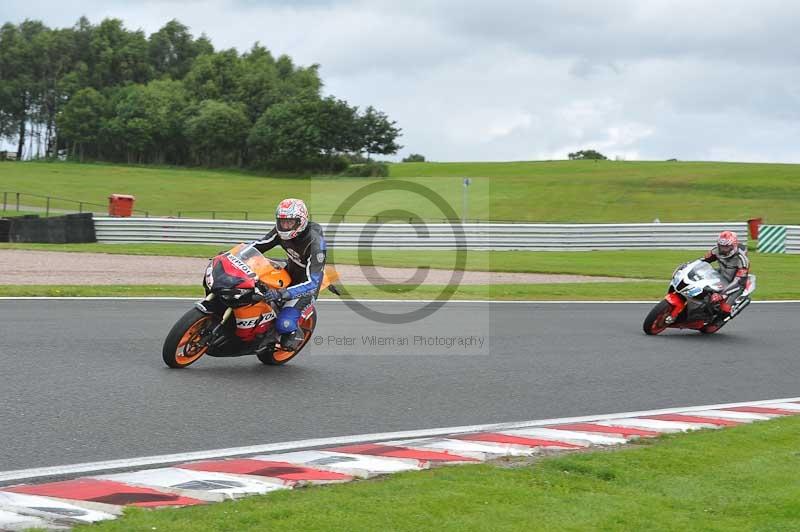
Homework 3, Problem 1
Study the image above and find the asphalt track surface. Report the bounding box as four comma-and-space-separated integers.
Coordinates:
1, 300, 798, 472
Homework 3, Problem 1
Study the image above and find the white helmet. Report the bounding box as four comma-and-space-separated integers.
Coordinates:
717, 230, 739, 259
275, 198, 309, 240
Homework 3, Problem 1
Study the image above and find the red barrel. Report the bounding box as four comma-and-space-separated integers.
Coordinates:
747, 218, 762, 240
108, 194, 136, 217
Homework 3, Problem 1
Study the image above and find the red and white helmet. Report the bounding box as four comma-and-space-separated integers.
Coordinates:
717, 230, 739, 258
275, 198, 309, 240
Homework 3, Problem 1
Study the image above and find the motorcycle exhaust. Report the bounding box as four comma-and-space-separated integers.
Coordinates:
730, 297, 751, 319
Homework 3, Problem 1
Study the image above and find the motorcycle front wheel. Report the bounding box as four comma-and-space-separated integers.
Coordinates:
162, 308, 216, 368
643, 299, 672, 335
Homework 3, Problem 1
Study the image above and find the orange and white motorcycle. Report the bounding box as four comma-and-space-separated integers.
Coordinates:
162, 243, 339, 368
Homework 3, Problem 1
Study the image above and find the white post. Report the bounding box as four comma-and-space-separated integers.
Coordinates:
462, 177, 471, 222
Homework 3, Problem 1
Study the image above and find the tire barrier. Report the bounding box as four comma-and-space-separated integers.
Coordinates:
0, 218, 9, 242
7, 213, 97, 244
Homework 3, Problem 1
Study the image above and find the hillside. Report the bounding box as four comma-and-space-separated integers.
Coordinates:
1, 160, 798, 223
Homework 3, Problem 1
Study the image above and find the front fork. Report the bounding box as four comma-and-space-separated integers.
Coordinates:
664, 292, 686, 324
194, 293, 234, 350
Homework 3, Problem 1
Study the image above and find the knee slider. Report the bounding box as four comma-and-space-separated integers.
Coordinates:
276, 306, 301, 334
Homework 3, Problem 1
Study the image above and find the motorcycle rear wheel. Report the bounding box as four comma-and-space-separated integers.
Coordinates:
163, 308, 216, 368
257, 312, 317, 366
643, 300, 672, 335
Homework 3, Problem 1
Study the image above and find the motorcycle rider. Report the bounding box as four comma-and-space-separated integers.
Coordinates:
700, 230, 750, 328
253, 198, 326, 350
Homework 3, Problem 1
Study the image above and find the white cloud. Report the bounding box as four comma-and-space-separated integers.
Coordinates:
4, 0, 800, 162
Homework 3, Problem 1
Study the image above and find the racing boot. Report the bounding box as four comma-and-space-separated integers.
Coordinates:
279, 328, 305, 351
703, 302, 731, 333
255, 329, 278, 355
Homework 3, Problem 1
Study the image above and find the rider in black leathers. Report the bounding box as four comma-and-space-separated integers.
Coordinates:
254, 198, 326, 350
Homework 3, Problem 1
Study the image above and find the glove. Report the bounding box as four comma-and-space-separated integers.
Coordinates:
260, 287, 287, 302
709, 293, 723, 304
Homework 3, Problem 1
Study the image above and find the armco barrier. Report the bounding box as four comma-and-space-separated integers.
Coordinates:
787, 226, 800, 254
92, 217, 753, 251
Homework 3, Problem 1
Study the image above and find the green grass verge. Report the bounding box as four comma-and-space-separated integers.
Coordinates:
0, 285, 203, 297
0, 210, 51, 217
77, 416, 800, 531
4, 159, 800, 222
0, 283, 665, 300
4, 282, 798, 300
0, 242, 223, 258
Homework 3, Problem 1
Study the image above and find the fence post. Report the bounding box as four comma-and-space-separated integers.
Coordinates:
46, 197, 50, 217
2, 192, 6, 212
79, 202, 83, 213
15, 192, 19, 212
212, 211, 216, 220
244, 211, 249, 221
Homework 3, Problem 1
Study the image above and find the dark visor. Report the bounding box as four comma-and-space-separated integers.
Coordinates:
719, 244, 734, 255
277, 218, 300, 231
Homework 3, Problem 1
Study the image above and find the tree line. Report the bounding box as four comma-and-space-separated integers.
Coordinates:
0, 18, 401, 170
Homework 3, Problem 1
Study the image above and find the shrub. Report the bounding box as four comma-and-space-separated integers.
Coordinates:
402, 153, 426, 162
568, 149, 607, 160
342, 161, 390, 177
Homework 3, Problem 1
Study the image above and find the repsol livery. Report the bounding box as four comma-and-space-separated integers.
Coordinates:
162, 241, 339, 368
161, 198, 339, 368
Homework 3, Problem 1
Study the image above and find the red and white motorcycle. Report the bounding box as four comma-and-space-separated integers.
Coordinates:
643, 259, 756, 335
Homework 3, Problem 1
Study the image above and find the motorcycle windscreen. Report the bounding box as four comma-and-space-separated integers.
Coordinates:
679, 261, 724, 296
228, 243, 292, 289
228, 244, 274, 277
686, 261, 719, 282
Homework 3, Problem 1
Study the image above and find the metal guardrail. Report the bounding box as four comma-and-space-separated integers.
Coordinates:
92, 217, 751, 251
787, 226, 800, 254
173, 210, 521, 223
1, 191, 149, 217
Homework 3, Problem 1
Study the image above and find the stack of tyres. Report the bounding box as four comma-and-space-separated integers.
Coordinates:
7, 213, 96, 243
0, 218, 9, 242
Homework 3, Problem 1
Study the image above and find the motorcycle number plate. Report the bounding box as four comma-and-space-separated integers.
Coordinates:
684, 286, 703, 297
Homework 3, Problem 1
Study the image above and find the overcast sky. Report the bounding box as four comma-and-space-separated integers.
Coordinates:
6, 0, 800, 162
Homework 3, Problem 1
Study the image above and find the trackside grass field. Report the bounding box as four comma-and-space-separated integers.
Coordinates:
3, 159, 800, 222
0, 283, 667, 300
75, 416, 800, 532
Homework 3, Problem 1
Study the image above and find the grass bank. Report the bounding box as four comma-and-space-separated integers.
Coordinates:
78, 416, 800, 531
0, 282, 666, 301
3, 159, 800, 222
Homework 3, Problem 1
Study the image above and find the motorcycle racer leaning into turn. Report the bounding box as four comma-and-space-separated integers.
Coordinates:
699, 230, 750, 330
253, 198, 327, 351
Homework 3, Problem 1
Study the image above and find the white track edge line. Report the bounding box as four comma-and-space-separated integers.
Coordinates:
2, 395, 797, 484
